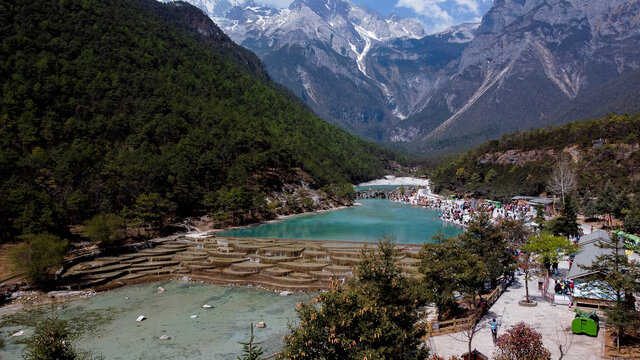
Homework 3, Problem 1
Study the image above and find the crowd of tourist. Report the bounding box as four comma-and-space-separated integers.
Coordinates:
389, 187, 538, 227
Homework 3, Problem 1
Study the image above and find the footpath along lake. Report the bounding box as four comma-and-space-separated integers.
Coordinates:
220, 198, 464, 243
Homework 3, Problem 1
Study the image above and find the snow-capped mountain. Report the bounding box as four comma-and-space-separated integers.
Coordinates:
165, 0, 447, 141
166, 0, 640, 153
162, 0, 245, 19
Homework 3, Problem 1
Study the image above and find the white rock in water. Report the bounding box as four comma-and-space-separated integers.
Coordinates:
159, 335, 171, 340
190, 314, 198, 319
202, 304, 212, 309
12, 330, 24, 337
136, 315, 146, 322
256, 321, 266, 328
157, 287, 166, 292
279, 291, 293, 296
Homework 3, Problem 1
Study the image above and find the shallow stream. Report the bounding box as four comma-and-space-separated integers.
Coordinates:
0, 282, 305, 360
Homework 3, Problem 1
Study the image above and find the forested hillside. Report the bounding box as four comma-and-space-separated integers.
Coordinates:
430, 113, 640, 202
0, 0, 392, 242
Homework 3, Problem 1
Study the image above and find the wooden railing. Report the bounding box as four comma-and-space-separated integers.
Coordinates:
426, 315, 475, 336
425, 279, 508, 338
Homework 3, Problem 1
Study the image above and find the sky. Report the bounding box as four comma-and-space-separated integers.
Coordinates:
259, 0, 495, 33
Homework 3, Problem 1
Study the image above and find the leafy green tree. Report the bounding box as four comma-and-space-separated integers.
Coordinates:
85, 214, 125, 248
9, 233, 68, 287
134, 193, 170, 231
524, 232, 578, 274
484, 168, 498, 183
322, 183, 356, 203
494, 322, 551, 360
419, 233, 487, 320
279, 237, 429, 360
237, 324, 264, 360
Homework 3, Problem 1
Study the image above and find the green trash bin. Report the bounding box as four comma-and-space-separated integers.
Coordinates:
571, 309, 599, 336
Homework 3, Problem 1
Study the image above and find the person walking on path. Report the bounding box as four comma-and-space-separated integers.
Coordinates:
490, 318, 501, 344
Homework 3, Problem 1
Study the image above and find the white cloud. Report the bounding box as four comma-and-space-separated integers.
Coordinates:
455, 0, 479, 13
258, 0, 293, 8
395, 0, 487, 33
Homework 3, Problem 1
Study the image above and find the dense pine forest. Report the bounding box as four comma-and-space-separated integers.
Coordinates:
430, 113, 640, 202
0, 0, 393, 243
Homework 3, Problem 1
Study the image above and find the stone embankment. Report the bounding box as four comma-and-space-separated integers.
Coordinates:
60, 236, 422, 291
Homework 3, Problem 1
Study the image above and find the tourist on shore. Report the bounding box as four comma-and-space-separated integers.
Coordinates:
490, 318, 501, 344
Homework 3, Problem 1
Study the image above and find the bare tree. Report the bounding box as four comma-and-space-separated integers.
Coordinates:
554, 323, 574, 360
519, 251, 537, 304
548, 159, 577, 205
448, 312, 483, 360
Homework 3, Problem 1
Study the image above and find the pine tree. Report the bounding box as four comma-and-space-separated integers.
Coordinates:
550, 196, 580, 237
237, 324, 264, 360
580, 233, 640, 351
279, 237, 429, 360
597, 182, 618, 225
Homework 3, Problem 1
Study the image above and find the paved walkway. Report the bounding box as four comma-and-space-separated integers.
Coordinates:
428, 271, 604, 359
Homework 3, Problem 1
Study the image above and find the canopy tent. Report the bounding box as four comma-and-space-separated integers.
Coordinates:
612, 230, 640, 252
574, 280, 623, 302
483, 200, 502, 207
613, 230, 640, 245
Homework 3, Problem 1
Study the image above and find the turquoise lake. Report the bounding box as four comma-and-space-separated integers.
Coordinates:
220, 199, 464, 243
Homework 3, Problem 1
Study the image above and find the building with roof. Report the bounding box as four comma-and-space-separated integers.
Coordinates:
567, 230, 622, 308
566, 230, 612, 281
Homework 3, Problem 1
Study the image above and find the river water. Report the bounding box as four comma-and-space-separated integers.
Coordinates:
0, 282, 305, 360
220, 198, 464, 243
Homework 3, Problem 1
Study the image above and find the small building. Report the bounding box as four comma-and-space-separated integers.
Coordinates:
461, 349, 489, 360
568, 230, 618, 309
592, 138, 606, 148
528, 197, 556, 215
567, 230, 612, 281
512, 195, 536, 206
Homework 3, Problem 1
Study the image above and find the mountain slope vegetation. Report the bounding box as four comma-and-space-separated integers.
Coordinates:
0, 0, 392, 241
430, 113, 640, 202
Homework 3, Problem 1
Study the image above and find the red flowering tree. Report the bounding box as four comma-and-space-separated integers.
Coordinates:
494, 322, 551, 360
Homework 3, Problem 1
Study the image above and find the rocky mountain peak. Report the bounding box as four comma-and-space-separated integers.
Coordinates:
162, 0, 640, 153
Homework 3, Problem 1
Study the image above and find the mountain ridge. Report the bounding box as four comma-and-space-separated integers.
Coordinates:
0, 0, 392, 239
166, 0, 640, 154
